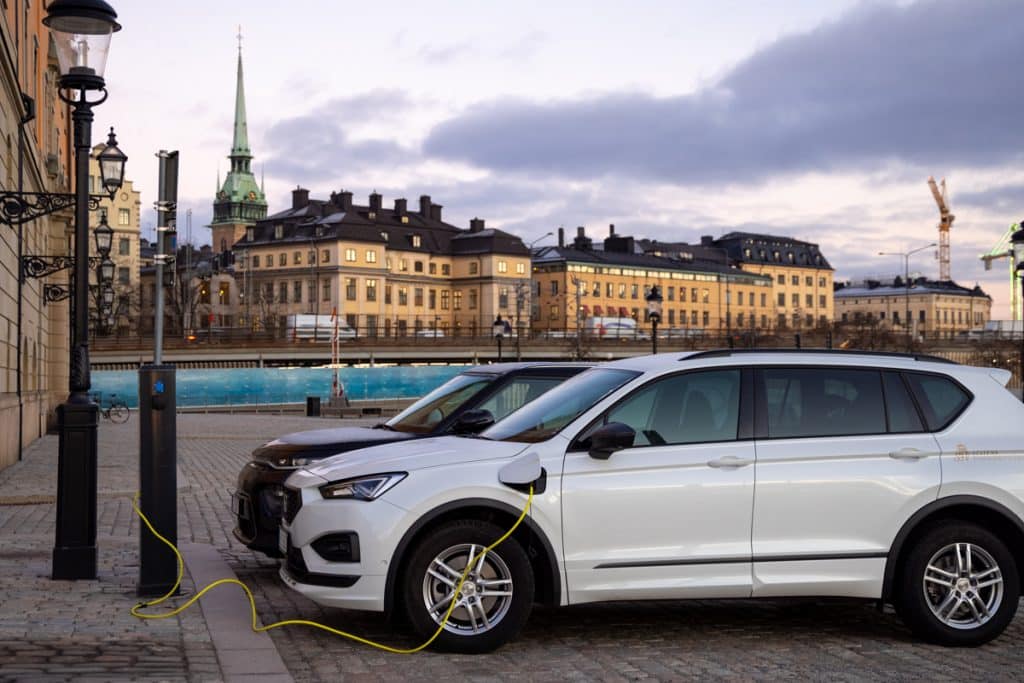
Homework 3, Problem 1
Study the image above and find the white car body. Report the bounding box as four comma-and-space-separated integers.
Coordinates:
280, 350, 1024, 649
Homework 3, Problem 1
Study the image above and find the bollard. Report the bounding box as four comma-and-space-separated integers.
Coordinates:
138, 363, 178, 597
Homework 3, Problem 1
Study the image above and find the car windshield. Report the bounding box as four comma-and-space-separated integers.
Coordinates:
481, 368, 640, 443
385, 373, 494, 434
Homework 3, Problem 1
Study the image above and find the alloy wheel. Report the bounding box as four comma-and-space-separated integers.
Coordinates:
922, 542, 1004, 630
421, 543, 514, 636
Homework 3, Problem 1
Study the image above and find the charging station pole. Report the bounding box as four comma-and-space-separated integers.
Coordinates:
138, 150, 178, 597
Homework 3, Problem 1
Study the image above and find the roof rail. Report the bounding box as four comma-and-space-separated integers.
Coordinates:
681, 348, 957, 365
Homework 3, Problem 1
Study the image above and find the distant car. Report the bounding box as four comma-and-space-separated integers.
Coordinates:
281, 349, 1024, 653
287, 314, 357, 341
232, 362, 590, 557
658, 327, 705, 340
415, 328, 445, 338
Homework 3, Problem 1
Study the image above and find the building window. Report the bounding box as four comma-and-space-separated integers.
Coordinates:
442, 264, 451, 275
345, 278, 357, 300
385, 285, 392, 304
691, 288, 698, 303
264, 255, 273, 267
429, 289, 437, 309
412, 235, 422, 248
469, 262, 478, 275
278, 282, 288, 303
118, 266, 129, 284
761, 293, 767, 307
279, 253, 287, 266
247, 227, 255, 241
498, 260, 508, 273
549, 304, 558, 319
618, 283, 626, 298
819, 295, 826, 308
414, 261, 424, 273
702, 289, 709, 304
398, 287, 408, 306
593, 282, 600, 297
441, 290, 450, 310
805, 294, 813, 307
293, 251, 302, 264
791, 275, 799, 285
453, 291, 462, 310
667, 286, 675, 301
322, 250, 330, 263
274, 224, 284, 239
702, 311, 709, 326
366, 250, 377, 263
307, 281, 315, 303
264, 283, 274, 303
366, 279, 377, 302
516, 262, 526, 274
777, 274, 785, 285
606, 283, 613, 297
220, 282, 231, 305
778, 292, 785, 306
551, 281, 559, 295
118, 208, 130, 226
414, 288, 424, 306
469, 290, 477, 309
345, 248, 356, 262
400, 259, 408, 272
631, 284, 638, 299
791, 293, 799, 306
499, 288, 509, 309
429, 262, 436, 274
819, 277, 826, 287
293, 281, 302, 303
805, 276, 813, 287
322, 280, 331, 302
118, 238, 130, 256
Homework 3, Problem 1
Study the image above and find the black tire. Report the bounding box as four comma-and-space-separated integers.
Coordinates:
896, 521, 1019, 646
109, 404, 129, 424
401, 519, 534, 653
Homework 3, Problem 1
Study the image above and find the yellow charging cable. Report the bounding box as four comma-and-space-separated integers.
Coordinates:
130, 486, 534, 654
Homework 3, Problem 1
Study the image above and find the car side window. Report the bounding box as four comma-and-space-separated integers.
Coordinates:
903, 372, 971, 431
882, 371, 924, 433
599, 369, 741, 446
762, 368, 886, 438
475, 377, 565, 423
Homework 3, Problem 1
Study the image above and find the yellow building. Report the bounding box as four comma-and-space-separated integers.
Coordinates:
232, 189, 531, 337
834, 278, 992, 339
710, 232, 835, 330
533, 227, 774, 335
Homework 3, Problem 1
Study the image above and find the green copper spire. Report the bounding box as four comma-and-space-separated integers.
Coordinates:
212, 32, 267, 227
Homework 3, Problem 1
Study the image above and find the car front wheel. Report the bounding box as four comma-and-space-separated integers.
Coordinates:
401, 519, 534, 653
897, 522, 1019, 646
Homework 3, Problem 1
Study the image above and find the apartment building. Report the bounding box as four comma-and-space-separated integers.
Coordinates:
834, 278, 992, 339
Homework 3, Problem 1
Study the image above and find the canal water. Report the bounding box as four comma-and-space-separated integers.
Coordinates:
91, 365, 469, 408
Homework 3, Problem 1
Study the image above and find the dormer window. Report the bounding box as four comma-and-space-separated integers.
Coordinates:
412, 234, 422, 248
274, 224, 284, 239
787, 252, 795, 263
773, 250, 780, 262
401, 216, 409, 224
315, 225, 324, 237
368, 212, 377, 220
246, 227, 254, 242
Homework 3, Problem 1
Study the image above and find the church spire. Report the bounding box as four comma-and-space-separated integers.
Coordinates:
230, 27, 252, 170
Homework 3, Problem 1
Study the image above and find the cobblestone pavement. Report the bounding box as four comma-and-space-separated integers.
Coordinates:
3, 413, 1024, 681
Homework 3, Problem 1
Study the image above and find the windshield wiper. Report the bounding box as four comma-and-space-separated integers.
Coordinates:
373, 423, 396, 431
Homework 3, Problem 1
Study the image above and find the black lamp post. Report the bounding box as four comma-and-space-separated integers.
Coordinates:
493, 316, 506, 361
879, 243, 935, 351
44, 0, 123, 580
646, 285, 663, 354
1011, 226, 1024, 403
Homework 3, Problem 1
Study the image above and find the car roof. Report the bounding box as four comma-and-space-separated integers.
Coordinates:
600, 349, 964, 376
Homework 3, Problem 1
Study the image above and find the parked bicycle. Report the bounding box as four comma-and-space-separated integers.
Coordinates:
91, 392, 130, 424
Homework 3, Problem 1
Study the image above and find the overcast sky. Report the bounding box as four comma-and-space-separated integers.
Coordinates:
96, 0, 1023, 317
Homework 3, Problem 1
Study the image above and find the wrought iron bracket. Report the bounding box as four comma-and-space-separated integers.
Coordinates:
43, 284, 71, 304
21, 255, 102, 281
0, 192, 106, 227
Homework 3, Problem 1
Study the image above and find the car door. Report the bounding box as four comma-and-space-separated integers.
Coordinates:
751, 367, 941, 598
561, 368, 755, 604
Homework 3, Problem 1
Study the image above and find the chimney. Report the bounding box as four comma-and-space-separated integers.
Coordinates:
609, 223, 615, 236
469, 217, 485, 233
394, 198, 407, 216
419, 195, 432, 217
429, 203, 443, 221
338, 190, 353, 211
369, 191, 382, 212
700, 235, 714, 247
558, 227, 565, 247
573, 226, 593, 250
292, 186, 309, 209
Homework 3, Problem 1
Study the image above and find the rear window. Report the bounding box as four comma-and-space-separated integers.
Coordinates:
903, 372, 971, 431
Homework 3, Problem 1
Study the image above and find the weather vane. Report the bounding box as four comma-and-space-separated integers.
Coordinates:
237, 25, 243, 54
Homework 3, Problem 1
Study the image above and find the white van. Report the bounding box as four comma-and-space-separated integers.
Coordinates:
286, 314, 356, 341
582, 316, 649, 340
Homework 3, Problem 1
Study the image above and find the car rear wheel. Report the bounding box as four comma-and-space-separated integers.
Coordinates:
401, 519, 534, 653
896, 522, 1019, 646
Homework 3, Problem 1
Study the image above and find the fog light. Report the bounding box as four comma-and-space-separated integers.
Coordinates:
312, 532, 360, 563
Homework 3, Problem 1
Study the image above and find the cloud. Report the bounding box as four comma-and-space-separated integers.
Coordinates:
417, 42, 474, 64
423, 0, 1024, 184
957, 183, 1024, 213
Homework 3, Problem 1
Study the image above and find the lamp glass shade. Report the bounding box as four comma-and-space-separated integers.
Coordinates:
44, 0, 120, 82
102, 287, 114, 306
97, 128, 127, 194
492, 320, 505, 337
94, 216, 113, 255
1012, 228, 1024, 268
645, 285, 664, 317
98, 258, 115, 283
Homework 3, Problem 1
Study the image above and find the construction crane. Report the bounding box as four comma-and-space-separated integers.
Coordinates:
980, 222, 1021, 320
927, 176, 955, 280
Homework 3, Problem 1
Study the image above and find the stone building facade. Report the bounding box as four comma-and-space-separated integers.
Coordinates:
0, 3, 75, 469
833, 278, 991, 339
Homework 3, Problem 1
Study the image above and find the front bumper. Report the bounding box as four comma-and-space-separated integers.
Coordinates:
278, 484, 410, 613
233, 461, 293, 557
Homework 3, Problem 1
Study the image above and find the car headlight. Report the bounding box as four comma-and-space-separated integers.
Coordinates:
319, 473, 407, 501
292, 456, 316, 467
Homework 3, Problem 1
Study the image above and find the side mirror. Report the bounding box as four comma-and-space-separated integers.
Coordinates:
588, 422, 635, 460
452, 408, 495, 434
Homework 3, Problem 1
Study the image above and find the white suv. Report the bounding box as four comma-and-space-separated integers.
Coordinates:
280, 350, 1024, 652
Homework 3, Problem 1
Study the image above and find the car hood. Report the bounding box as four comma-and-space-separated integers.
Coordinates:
298, 435, 531, 482
250, 426, 418, 466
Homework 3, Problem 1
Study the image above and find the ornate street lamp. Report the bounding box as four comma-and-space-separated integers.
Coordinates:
98, 258, 115, 284
96, 128, 126, 195
879, 243, 936, 351
1012, 226, 1024, 403
93, 212, 113, 256
44, 0, 122, 581
646, 285, 663, 354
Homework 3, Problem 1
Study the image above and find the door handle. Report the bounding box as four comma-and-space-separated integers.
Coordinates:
889, 447, 926, 460
707, 455, 754, 469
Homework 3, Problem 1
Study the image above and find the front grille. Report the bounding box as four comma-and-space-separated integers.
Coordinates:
283, 487, 302, 524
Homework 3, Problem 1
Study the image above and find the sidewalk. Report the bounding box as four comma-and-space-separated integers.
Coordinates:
0, 413, 359, 682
